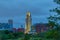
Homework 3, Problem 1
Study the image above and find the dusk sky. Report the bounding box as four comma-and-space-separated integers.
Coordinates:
0, 0, 58, 28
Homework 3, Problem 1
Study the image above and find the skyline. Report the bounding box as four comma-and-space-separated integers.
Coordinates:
0, 0, 58, 28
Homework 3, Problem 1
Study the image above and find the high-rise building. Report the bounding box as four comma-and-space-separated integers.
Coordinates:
25, 12, 32, 34
8, 19, 13, 30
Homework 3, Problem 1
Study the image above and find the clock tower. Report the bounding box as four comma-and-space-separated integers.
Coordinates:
25, 12, 32, 34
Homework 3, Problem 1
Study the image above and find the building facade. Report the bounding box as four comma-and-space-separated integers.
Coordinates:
25, 12, 32, 34
8, 19, 13, 30
35, 23, 49, 33
17, 28, 24, 32
31, 23, 49, 33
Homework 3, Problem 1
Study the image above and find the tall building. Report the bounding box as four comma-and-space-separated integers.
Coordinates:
25, 12, 32, 34
8, 19, 13, 30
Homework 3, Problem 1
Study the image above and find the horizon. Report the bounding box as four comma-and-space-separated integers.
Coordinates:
0, 0, 58, 28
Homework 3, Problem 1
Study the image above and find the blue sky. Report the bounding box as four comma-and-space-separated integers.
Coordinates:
0, 0, 58, 28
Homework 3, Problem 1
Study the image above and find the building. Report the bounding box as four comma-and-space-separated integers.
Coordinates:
17, 25, 24, 32
25, 12, 32, 34
31, 23, 49, 33
13, 28, 17, 33
0, 19, 13, 30
8, 19, 13, 30
0, 23, 10, 30
17, 28, 24, 32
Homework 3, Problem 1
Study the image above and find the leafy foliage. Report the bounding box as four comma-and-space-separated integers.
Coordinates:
54, 0, 60, 4
46, 0, 60, 40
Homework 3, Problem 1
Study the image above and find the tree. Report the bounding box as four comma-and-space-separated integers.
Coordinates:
17, 32, 24, 37
24, 34, 31, 40
48, 0, 60, 30
47, 0, 60, 39
4, 30, 10, 34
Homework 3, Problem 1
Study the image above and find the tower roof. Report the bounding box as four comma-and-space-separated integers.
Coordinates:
27, 12, 31, 16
